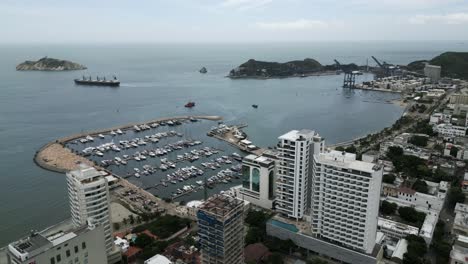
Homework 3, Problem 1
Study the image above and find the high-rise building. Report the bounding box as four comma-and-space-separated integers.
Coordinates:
311, 150, 383, 254
7, 219, 107, 264
241, 154, 276, 209
66, 164, 117, 262
424, 64, 441, 83
276, 130, 324, 220
197, 194, 244, 264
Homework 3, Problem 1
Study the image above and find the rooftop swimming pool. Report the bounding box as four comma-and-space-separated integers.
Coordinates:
269, 219, 299, 233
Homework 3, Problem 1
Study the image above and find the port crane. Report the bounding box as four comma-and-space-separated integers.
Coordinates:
334, 59, 361, 88
371, 56, 398, 77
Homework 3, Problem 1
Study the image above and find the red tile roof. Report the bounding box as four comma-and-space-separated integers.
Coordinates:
124, 246, 142, 258
399, 187, 416, 195
244, 243, 271, 263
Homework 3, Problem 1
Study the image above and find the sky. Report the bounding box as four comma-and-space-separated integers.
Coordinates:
1, 0, 468, 43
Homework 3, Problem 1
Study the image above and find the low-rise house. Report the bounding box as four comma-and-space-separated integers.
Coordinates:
450, 235, 468, 264
453, 203, 468, 236
377, 218, 419, 240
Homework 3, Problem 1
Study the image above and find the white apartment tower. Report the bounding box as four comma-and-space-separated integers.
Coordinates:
311, 150, 383, 254
66, 165, 114, 257
276, 130, 324, 220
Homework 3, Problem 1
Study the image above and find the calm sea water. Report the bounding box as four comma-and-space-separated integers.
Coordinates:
0, 41, 466, 246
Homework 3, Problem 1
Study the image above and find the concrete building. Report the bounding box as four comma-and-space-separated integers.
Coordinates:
424, 64, 441, 83
144, 254, 172, 264
430, 113, 452, 125
377, 218, 419, 240
7, 220, 107, 264
450, 94, 468, 105
434, 124, 466, 140
311, 150, 383, 254
66, 165, 119, 263
453, 203, 468, 236
241, 154, 276, 209
276, 130, 324, 220
266, 219, 382, 264
450, 235, 468, 264
197, 194, 244, 264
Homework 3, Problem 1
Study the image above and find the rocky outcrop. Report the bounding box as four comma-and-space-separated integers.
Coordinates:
16, 57, 86, 71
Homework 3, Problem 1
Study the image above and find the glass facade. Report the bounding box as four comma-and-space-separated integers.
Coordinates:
242, 165, 250, 189
252, 168, 260, 192
268, 170, 274, 199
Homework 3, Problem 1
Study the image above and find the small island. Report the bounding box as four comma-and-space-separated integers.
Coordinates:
16, 57, 87, 71
228, 58, 361, 79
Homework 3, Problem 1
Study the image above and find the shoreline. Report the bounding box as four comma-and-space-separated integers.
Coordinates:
34, 115, 222, 173
227, 70, 340, 79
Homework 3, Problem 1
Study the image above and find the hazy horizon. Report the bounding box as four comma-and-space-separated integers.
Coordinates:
2, 0, 468, 44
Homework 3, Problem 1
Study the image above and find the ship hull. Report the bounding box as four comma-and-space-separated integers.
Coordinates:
74, 79, 120, 87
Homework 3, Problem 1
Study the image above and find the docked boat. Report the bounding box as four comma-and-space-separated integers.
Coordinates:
116, 129, 123, 135
98, 134, 105, 139
74, 76, 120, 87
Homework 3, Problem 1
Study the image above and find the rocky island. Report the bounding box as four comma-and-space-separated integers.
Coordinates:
228, 58, 360, 79
16, 57, 87, 71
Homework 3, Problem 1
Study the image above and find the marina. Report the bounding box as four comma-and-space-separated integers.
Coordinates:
37, 115, 247, 202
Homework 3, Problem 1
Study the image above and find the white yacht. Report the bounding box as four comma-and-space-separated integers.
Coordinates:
86, 135, 94, 141
98, 134, 105, 139
116, 129, 123, 134
134, 125, 141, 132
110, 130, 117, 136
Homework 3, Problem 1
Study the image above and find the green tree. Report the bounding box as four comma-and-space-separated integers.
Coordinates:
345, 145, 357, 153
265, 253, 284, 264
380, 201, 398, 215
386, 146, 403, 160
448, 187, 465, 208
398, 207, 426, 227
383, 174, 396, 184
412, 179, 428, 194
307, 257, 329, 264
409, 135, 428, 147
450, 146, 459, 157
134, 233, 153, 248
123, 218, 128, 225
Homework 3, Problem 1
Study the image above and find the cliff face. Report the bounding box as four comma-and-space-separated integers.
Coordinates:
16, 57, 87, 71
229, 58, 323, 78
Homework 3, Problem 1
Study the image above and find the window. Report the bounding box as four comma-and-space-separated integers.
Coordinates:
242, 165, 251, 189
252, 168, 260, 192
50, 257, 56, 264
74, 246, 79, 253
82, 242, 86, 249
66, 250, 71, 257
56, 254, 61, 262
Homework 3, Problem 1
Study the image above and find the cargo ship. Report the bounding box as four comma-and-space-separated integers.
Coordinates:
74, 76, 120, 87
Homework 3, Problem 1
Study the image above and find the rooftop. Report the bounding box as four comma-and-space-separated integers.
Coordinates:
243, 154, 275, 167
278, 129, 320, 141
316, 150, 381, 173
68, 164, 108, 181
198, 194, 243, 219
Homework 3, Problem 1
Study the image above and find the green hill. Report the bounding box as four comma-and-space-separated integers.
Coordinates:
229, 58, 323, 78
429, 52, 468, 79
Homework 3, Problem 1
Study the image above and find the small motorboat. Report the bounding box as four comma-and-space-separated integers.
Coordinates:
185, 102, 195, 108
252, 104, 258, 109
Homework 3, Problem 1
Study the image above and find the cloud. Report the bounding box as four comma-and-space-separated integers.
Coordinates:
409, 13, 468, 24
221, 0, 272, 10
256, 19, 328, 30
